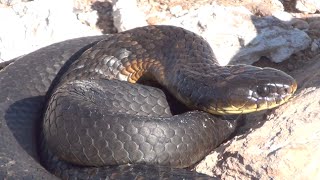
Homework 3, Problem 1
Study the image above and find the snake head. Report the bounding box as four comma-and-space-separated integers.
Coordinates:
181, 65, 297, 115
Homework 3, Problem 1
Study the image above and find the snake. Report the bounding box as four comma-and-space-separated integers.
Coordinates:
0, 25, 297, 179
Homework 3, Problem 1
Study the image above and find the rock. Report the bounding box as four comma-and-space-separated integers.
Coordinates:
0, 0, 101, 61
311, 39, 320, 51
309, 20, 320, 30
163, 4, 311, 65
230, 16, 311, 64
272, 11, 293, 22
289, 18, 309, 31
195, 56, 320, 179
246, 0, 284, 16
0, 0, 30, 6
90, 1, 117, 34
0, 1, 312, 65
169, 5, 187, 17
112, 0, 147, 32
295, 0, 320, 13
215, 0, 284, 16
77, 10, 100, 29
0, 7, 25, 61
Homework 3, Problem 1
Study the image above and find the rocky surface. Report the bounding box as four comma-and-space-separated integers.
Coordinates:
112, 0, 147, 31
0, 0, 103, 61
1, 0, 320, 179
161, 4, 311, 65
0, 0, 121, 61
0, 0, 313, 65
295, 0, 320, 13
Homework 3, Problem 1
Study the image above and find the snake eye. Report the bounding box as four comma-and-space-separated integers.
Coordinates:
257, 85, 270, 97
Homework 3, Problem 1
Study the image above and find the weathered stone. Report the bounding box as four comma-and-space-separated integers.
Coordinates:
164, 4, 311, 65
289, 18, 309, 30
77, 10, 100, 29
0, 5, 32, 61
195, 56, 320, 179
245, 0, 284, 16
0, 1, 313, 65
272, 11, 293, 22
296, 0, 320, 13
0, 0, 101, 61
311, 39, 320, 51
169, 5, 187, 17
112, 0, 147, 32
0, 0, 30, 6
90, 1, 117, 34
229, 16, 311, 64
309, 20, 320, 30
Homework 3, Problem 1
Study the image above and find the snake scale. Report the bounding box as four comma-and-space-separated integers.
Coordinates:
0, 25, 297, 179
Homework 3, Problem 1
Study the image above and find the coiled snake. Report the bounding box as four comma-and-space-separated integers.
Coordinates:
0, 25, 297, 179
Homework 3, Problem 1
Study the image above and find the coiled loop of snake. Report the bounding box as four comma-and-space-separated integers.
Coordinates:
41, 25, 297, 178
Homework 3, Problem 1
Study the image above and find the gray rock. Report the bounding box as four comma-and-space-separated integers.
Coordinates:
230, 16, 311, 64
289, 18, 310, 31
311, 39, 320, 51
309, 20, 320, 30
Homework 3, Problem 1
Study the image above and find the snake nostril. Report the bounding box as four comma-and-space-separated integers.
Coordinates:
277, 87, 287, 95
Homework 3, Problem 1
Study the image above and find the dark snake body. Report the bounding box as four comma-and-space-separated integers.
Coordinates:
0, 25, 296, 179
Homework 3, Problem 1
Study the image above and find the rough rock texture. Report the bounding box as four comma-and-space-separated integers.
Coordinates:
123, 2, 311, 65
229, 16, 311, 65
112, 0, 147, 32
217, 0, 285, 16
162, 4, 311, 65
195, 55, 320, 179
0, 0, 103, 61
0, 1, 313, 65
296, 0, 320, 13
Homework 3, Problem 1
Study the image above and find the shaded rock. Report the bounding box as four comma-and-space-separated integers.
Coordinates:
311, 39, 320, 51
73, 0, 117, 34
195, 56, 320, 179
90, 0, 117, 34
289, 18, 309, 30
309, 20, 320, 30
